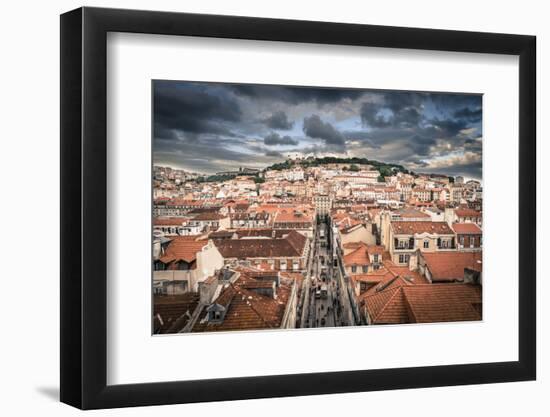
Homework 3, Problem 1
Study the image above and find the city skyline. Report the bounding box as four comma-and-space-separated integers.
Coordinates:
153, 81, 482, 179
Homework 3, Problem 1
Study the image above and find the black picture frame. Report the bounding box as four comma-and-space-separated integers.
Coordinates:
60, 6, 536, 410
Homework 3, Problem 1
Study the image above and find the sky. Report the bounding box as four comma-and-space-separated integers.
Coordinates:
153, 80, 482, 179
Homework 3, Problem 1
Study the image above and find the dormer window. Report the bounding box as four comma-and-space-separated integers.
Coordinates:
206, 304, 226, 323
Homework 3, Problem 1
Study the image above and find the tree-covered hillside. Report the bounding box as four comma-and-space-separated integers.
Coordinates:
265, 156, 410, 180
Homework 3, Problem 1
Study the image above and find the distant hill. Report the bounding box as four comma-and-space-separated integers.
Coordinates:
265, 156, 410, 179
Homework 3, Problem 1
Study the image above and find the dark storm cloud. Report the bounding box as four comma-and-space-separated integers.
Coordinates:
154, 134, 282, 174
153, 81, 483, 179
264, 132, 299, 146
153, 81, 242, 139
302, 115, 346, 147
261, 111, 294, 130
265, 150, 284, 158
418, 161, 482, 179
360, 92, 424, 129
464, 138, 482, 152
360, 102, 392, 128
430, 94, 481, 112
427, 118, 469, 137
343, 130, 380, 148
454, 107, 482, 123
408, 134, 438, 156
230, 84, 363, 105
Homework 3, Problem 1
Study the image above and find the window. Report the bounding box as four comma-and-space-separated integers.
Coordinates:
373, 254, 379, 263
423, 240, 429, 248
351, 266, 357, 273
362, 265, 368, 273
460, 236, 465, 246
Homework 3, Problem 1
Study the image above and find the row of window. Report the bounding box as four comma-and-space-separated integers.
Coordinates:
395, 238, 454, 249
459, 236, 482, 247
399, 254, 410, 264
251, 259, 300, 270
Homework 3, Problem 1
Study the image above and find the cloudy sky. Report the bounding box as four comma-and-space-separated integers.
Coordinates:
153, 80, 482, 179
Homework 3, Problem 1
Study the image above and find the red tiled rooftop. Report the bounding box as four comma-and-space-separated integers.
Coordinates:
403, 284, 482, 323
455, 208, 482, 217
153, 217, 186, 226
153, 293, 200, 333
422, 251, 482, 282
361, 282, 482, 324
391, 221, 454, 235
452, 223, 482, 234
344, 246, 370, 266
274, 210, 313, 223
192, 275, 293, 332
159, 236, 207, 264
215, 230, 307, 259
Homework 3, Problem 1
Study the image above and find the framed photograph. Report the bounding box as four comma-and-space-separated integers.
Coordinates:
60, 6, 536, 410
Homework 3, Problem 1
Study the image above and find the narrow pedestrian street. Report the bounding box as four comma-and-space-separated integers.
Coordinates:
301, 220, 351, 329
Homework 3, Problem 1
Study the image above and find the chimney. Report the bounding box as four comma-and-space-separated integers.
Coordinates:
408, 252, 418, 271
199, 274, 219, 304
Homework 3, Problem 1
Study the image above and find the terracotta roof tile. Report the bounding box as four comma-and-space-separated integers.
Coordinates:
215, 230, 307, 259
362, 282, 482, 324
391, 221, 454, 235
343, 246, 370, 266
153, 217, 187, 226
452, 223, 482, 234
274, 210, 313, 224
403, 284, 482, 323
159, 236, 207, 265
153, 293, 200, 333
422, 251, 482, 282
455, 208, 482, 217
192, 275, 294, 332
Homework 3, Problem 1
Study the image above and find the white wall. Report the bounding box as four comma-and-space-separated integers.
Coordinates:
0, 0, 546, 416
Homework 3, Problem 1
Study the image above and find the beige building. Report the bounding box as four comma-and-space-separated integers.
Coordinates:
339, 223, 377, 247
384, 221, 456, 266
314, 194, 331, 218
153, 238, 224, 293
